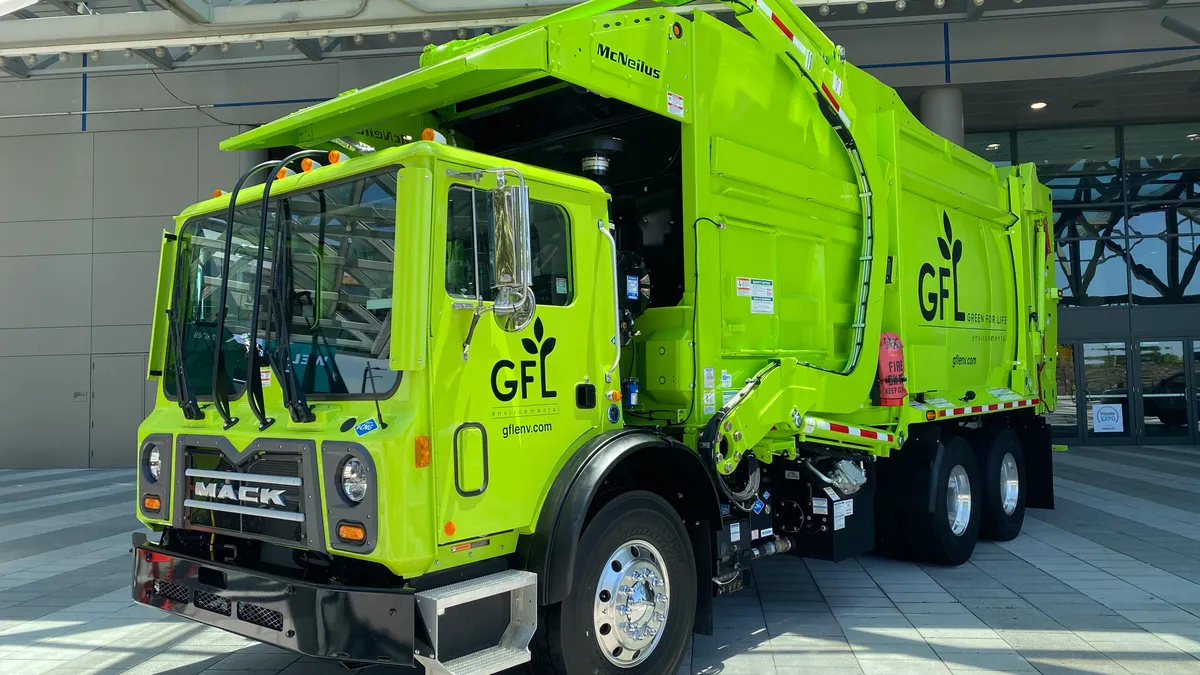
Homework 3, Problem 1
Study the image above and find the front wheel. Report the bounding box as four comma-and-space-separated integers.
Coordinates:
533, 491, 696, 675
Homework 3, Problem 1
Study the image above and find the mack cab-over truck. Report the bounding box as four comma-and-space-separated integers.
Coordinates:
131, 0, 1058, 673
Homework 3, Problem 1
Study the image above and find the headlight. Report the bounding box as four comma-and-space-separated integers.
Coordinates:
340, 457, 368, 503
147, 446, 161, 483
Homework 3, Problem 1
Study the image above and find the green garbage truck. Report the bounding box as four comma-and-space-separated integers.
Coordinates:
131, 0, 1058, 673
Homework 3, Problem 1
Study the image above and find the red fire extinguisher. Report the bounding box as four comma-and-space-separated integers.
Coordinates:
878, 332, 907, 406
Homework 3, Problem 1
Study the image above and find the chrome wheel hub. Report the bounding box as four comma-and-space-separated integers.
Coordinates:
1000, 452, 1019, 516
947, 464, 973, 537
593, 539, 671, 667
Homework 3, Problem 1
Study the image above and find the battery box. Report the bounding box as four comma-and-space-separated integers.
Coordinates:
769, 460, 875, 562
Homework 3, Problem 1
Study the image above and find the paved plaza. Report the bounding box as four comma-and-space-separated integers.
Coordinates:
2, 445, 1200, 674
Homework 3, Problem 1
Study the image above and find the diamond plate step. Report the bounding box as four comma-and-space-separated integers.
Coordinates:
442, 646, 531, 675
418, 569, 536, 613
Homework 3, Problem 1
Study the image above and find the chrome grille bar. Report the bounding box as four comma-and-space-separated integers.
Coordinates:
185, 468, 302, 487
184, 499, 305, 523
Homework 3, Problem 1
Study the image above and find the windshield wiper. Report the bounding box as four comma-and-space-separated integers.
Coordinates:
244, 150, 327, 430
267, 198, 316, 423
166, 233, 203, 420
210, 160, 278, 430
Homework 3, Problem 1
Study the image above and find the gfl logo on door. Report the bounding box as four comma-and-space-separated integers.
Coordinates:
491, 318, 558, 402
918, 212, 966, 322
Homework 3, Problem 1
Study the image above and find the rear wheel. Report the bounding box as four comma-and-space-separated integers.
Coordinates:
907, 436, 981, 565
974, 428, 1026, 541
533, 491, 695, 675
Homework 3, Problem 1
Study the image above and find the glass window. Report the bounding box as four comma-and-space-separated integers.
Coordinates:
445, 185, 573, 306
1054, 243, 1075, 302
1127, 235, 1200, 304
1070, 239, 1130, 306
1126, 204, 1200, 237
1046, 174, 1123, 206
165, 171, 399, 400
1054, 208, 1124, 239
1017, 127, 1119, 175
964, 133, 1012, 167
1124, 123, 1200, 172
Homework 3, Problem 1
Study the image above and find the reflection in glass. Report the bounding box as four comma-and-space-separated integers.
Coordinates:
1061, 239, 1129, 306
1083, 342, 1130, 439
1193, 340, 1200, 438
1054, 209, 1123, 239
1018, 127, 1119, 174
1047, 175, 1123, 206
964, 133, 1012, 167
1124, 123, 1200, 172
1055, 244, 1074, 302
1125, 236, 1200, 304
1126, 205, 1200, 236
1138, 341, 1188, 438
1050, 344, 1078, 438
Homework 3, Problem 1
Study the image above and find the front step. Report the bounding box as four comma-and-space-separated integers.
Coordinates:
415, 569, 537, 675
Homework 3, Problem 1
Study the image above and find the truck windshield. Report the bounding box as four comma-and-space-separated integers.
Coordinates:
164, 170, 399, 401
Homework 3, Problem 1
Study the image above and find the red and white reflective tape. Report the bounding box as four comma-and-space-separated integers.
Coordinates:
752, 0, 851, 129
938, 398, 1041, 419
803, 416, 894, 444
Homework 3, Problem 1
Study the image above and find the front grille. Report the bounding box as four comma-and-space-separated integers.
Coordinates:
185, 448, 305, 543
238, 602, 284, 632
152, 579, 189, 604
194, 590, 231, 616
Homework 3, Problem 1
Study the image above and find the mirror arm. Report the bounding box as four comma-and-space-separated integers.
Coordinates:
598, 220, 621, 384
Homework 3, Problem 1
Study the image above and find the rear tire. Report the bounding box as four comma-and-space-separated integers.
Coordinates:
532, 491, 696, 675
975, 428, 1026, 541
907, 436, 980, 565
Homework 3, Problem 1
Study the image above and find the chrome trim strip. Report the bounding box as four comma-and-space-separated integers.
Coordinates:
183, 499, 305, 523
185, 468, 302, 487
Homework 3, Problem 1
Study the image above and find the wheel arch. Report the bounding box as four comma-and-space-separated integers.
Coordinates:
520, 429, 721, 607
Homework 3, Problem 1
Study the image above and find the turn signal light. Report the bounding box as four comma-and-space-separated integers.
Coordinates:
421, 128, 447, 144
143, 495, 161, 512
328, 150, 347, 164
925, 410, 937, 421
213, 189, 225, 198
415, 436, 431, 468
276, 167, 295, 181
337, 522, 366, 543
300, 158, 321, 172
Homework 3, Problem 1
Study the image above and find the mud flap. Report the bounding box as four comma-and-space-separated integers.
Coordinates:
1009, 413, 1054, 510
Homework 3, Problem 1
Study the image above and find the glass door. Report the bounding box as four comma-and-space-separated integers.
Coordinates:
1135, 340, 1192, 443
1083, 341, 1133, 443
1050, 343, 1082, 442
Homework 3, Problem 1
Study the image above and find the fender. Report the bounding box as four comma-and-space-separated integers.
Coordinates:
522, 429, 721, 606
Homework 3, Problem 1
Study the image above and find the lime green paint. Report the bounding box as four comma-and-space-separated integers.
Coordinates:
144, 0, 1054, 579
147, 234, 174, 379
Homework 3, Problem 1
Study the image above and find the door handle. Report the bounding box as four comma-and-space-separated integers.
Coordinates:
453, 422, 489, 498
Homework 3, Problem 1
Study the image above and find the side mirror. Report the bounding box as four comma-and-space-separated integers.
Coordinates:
490, 182, 536, 332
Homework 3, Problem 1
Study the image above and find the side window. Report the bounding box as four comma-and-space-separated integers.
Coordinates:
445, 186, 572, 306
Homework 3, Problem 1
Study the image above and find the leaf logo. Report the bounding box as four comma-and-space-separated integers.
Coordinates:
522, 317, 557, 361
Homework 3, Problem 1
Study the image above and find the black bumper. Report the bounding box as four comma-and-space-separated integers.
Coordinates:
131, 533, 415, 666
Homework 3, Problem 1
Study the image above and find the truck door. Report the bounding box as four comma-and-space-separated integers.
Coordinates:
429, 161, 606, 544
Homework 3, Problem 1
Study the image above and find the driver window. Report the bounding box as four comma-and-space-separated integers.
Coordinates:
445, 185, 572, 306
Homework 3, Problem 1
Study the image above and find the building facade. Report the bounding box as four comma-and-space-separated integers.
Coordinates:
968, 125, 1200, 444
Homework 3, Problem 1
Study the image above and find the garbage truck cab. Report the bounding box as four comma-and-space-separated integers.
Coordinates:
131, 1, 1058, 674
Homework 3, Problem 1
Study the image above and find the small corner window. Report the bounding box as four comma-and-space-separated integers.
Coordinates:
445, 185, 573, 306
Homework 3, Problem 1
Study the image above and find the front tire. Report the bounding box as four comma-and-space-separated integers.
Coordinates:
534, 491, 696, 675
909, 436, 981, 565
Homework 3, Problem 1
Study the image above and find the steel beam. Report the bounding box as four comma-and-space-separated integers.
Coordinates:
1147, 0, 1170, 6
966, 0, 985, 20
41, 0, 87, 15
0, 57, 29, 78
158, 0, 213, 23
132, 47, 174, 69
289, 38, 324, 62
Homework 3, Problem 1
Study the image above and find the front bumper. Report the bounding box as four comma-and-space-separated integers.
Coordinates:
131, 533, 415, 665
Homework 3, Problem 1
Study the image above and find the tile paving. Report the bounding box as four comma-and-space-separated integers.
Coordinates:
1, 445, 1199, 674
